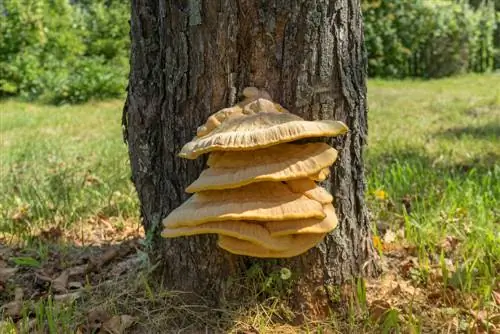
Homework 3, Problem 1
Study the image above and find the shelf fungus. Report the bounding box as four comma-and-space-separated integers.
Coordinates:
161, 87, 349, 258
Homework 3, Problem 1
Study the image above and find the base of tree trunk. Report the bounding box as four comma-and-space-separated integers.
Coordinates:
125, 0, 381, 321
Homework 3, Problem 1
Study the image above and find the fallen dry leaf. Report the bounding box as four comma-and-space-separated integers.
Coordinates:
11, 206, 29, 221
468, 309, 499, 332
34, 271, 53, 282
383, 229, 397, 244
1, 287, 24, 319
370, 299, 392, 321
38, 226, 63, 242
395, 228, 405, 239
109, 256, 142, 277
87, 306, 111, 331
68, 265, 87, 276
86, 240, 137, 274
102, 315, 136, 334
52, 270, 69, 293
86, 248, 120, 273
427, 289, 458, 307
439, 236, 460, 253
0, 267, 18, 283
493, 291, 500, 305
54, 291, 82, 304
68, 281, 83, 290
400, 257, 417, 278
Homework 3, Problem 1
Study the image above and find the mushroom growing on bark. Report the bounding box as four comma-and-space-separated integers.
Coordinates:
185, 143, 337, 193
161, 88, 348, 258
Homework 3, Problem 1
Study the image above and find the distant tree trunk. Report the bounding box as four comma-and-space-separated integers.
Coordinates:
123, 0, 379, 320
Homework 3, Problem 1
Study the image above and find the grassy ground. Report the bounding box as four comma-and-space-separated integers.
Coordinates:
367, 74, 499, 294
0, 73, 499, 333
0, 100, 138, 238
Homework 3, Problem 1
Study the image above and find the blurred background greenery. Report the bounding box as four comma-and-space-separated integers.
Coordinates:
0, 0, 129, 104
0, 0, 498, 104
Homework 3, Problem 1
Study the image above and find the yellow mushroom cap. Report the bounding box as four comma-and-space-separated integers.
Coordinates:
264, 204, 338, 237
284, 179, 333, 205
179, 100, 349, 159
162, 181, 326, 228
217, 233, 326, 258
161, 220, 294, 251
185, 143, 337, 193
196, 106, 246, 137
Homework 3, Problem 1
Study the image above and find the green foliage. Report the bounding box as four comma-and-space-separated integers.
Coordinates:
0, 0, 497, 102
0, 0, 129, 103
363, 0, 498, 78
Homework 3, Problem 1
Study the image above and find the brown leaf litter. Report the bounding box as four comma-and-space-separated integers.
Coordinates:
0, 216, 144, 332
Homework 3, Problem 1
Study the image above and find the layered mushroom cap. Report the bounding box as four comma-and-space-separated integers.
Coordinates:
162, 181, 326, 229
185, 143, 337, 193
284, 179, 334, 204
179, 98, 348, 159
310, 167, 331, 181
264, 204, 338, 237
217, 233, 326, 258
161, 87, 347, 258
161, 220, 294, 251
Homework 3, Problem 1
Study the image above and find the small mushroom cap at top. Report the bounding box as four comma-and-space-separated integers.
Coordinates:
162, 181, 326, 229
217, 232, 326, 258
185, 143, 337, 193
264, 203, 338, 237
161, 220, 294, 251
179, 99, 349, 159
196, 106, 246, 137
196, 93, 288, 138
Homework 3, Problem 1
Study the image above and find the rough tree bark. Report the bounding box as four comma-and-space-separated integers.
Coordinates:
123, 0, 379, 320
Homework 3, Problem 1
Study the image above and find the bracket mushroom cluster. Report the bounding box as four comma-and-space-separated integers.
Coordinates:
161, 87, 349, 258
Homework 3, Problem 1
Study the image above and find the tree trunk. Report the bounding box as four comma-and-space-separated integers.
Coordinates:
123, 0, 379, 321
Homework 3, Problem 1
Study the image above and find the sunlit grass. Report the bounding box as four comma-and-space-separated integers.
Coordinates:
367, 73, 500, 300
0, 99, 138, 238
0, 73, 499, 332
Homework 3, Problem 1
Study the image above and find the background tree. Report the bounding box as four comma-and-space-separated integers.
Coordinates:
123, 0, 379, 319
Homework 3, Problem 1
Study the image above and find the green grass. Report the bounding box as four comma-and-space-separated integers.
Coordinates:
0, 100, 138, 238
0, 73, 499, 332
366, 73, 499, 298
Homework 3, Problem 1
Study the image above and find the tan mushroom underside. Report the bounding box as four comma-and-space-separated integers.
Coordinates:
161, 221, 293, 251
310, 167, 331, 181
284, 179, 333, 204
217, 233, 326, 258
163, 181, 326, 228
186, 143, 337, 192
179, 103, 348, 159
264, 204, 338, 236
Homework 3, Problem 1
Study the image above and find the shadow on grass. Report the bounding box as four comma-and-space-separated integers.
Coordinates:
367, 145, 499, 176
365, 145, 498, 218
435, 122, 500, 140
